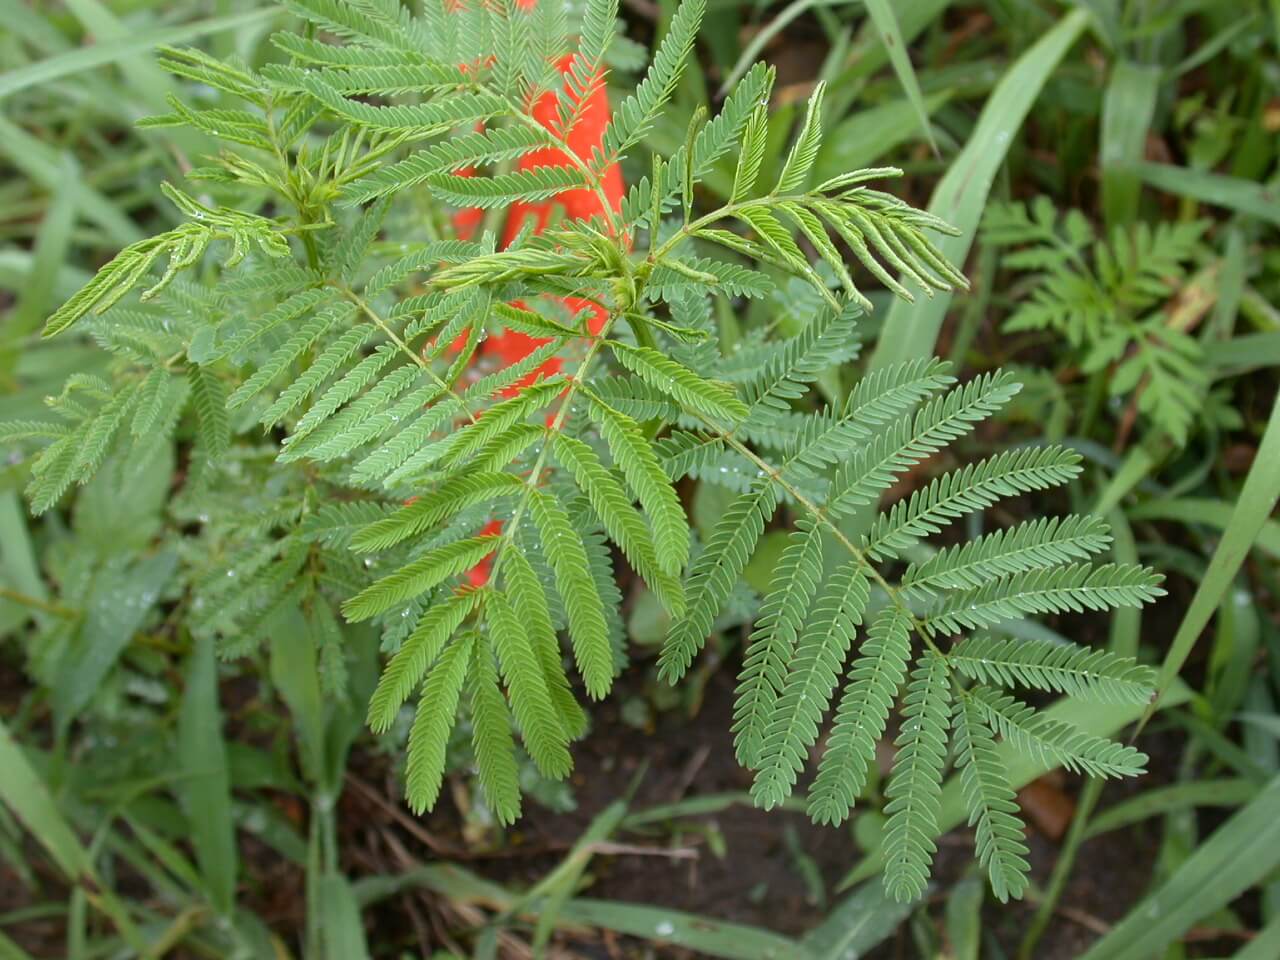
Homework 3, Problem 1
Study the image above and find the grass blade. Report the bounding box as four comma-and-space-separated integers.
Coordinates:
1140, 392, 1280, 726
1078, 775, 1280, 960
868, 8, 1090, 370
317, 874, 372, 960
1130, 161, 1280, 228
560, 900, 802, 960
801, 878, 917, 959
863, 0, 936, 152
0, 10, 274, 101
1099, 60, 1160, 229
0, 719, 93, 880
179, 632, 238, 916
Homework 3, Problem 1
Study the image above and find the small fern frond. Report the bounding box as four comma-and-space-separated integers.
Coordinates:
659, 483, 780, 682
861, 445, 1083, 561
902, 515, 1112, 600
529, 490, 613, 700
750, 563, 869, 810
352, 474, 525, 553
366, 589, 482, 733
729, 103, 768, 204
953, 695, 1031, 903
600, 0, 705, 164
468, 638, 523, 825
969, 686, 1149, 778
259, 326, 375, 427
949, 636, 1157, 705
774, 82, 825, 193
484, 586, 573, 778
610, 342, 749, 424
828, 371, 1021, 516
504, 544, 588, 740
732, 518, 825, 768
646, 256, 774, 301
426, 165, 594, 210
739, 305, 860, 429
406, 630, 474, 814
927, 563, 1165, 636
553, 433, 685, 614
189, 366, 231, 462
342, 126, 551, 203
343, 535, 500, 621
807, 605, 912, 826
586, 394, 689, 575
883, 651, 952, 903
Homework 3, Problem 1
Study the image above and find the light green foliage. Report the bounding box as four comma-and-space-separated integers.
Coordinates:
984, 197, 1210, 444
953, 695, 1029, 903
6, 0, 1164, 907
883, 652, 951, 903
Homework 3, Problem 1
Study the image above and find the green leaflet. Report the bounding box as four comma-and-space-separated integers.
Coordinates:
659, 482, 780, 683
733, 518, 826, 768
949, 636, 1157, 705
883, 652, 951, 903
808, 605, 911, 826
12, 0, 1169, 909
366, 589, 482, 733
750, 562, 869, 810
405, 630, 475, 814
343, 535, 500, 621
586, 394, 689, 575
529, 490, 613, 700
953, 695, 1030, 903
468, 636, 522, 825
484, 588, 572, 779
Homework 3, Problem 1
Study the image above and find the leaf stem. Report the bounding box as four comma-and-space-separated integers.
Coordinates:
694, 420, 947, 659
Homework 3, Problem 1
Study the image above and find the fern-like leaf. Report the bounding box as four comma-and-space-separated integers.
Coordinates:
503, 544, 587, 739
529, 490, 613, 699
927, 563, 1165, 636
468, 637, 523, 824
367, 589, 482, 733
750, 562, 869, 810
553, 434, 684, 614
600, 0, 705, 163
828, 371, 1021, 516
732, 518, 825, 767
484, 587, 573, 778
862, 446, 1083, 561
352, 473, 525, 553
659, 483, 779, 682
949, 635, 1156, 705
610, 342, 749, 424
343, 535, 500, 621
902, 515, 1112, 600
969, 686, 1148, 778
773, 82, 825, 193
807, 605, 912, 826
953, 695, 1031, 903
586, 394, 689, 575
405, 630, 474, 814
883, 651, 951, 903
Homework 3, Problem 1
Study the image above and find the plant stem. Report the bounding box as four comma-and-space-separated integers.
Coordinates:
0, 587, 78, 620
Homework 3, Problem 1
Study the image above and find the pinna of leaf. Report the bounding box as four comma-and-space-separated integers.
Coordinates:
22, 0, 1165, 905
450, 0, 625, 585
